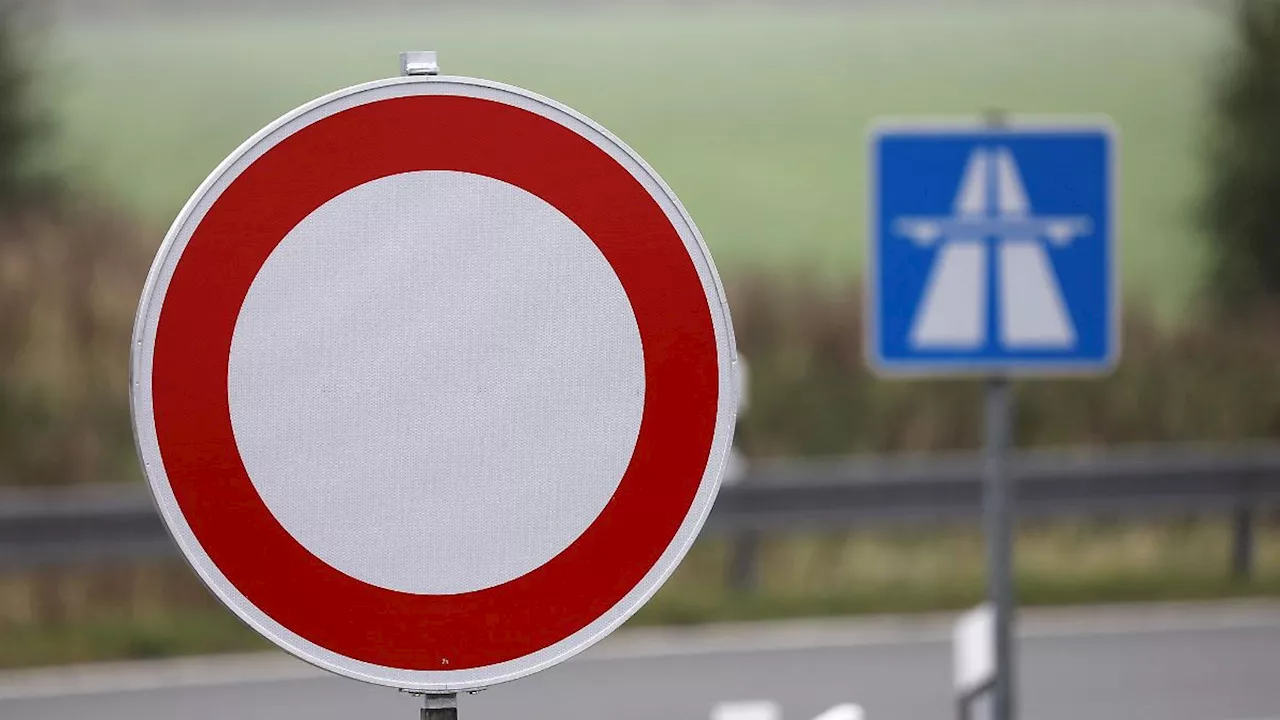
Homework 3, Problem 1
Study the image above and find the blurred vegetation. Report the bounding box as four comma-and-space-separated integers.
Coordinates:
9, 271, 1280, 488
0, 206, 146, 486
46, 5, 1215, 316
0, 2, 1253, 485
730, 278, 1280, 458
4, 0, 1280, 671
1205, 0, 1280, 311
0, 3, 145, 487
0, 563, 268, 667
0, 5, 1247, 487
0, 2, 53, 209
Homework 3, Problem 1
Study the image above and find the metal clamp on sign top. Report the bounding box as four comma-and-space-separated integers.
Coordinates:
400, 50, 440, 77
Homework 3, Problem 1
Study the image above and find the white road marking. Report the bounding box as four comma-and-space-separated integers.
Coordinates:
711, 700, 780, 720
1, 601, 1277, 701
812, 704, 865, 720
712, 701, 864, 720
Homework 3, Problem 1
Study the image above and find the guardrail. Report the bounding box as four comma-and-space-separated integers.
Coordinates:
3, 443, 1279, 590
713, 443, 1280, 590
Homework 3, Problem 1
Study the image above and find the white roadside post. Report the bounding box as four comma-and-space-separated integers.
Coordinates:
953, 603, 996, 720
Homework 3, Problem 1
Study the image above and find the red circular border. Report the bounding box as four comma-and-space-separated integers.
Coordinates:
151, 93, 719, 671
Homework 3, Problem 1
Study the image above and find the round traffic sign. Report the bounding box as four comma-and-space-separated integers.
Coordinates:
130, 76, 737, 690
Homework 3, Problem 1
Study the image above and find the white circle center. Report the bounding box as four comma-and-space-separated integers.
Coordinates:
227, 170, 645, 595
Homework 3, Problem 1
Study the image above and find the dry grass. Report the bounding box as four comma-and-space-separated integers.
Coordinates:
637, 515, 1280, 624
5, 244, 1280, 484
727, 276, 1280, 458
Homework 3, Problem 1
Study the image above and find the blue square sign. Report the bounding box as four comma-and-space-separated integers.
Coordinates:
867, 121, 1118, 376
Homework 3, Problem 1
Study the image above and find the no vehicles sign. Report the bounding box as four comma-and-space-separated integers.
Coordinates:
130, 73, 737, 691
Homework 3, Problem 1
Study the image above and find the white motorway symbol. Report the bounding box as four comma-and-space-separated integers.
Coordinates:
893, 146, 1090, 351
711, 701, 865, 720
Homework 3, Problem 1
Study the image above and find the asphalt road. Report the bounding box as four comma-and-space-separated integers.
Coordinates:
2, 602, 1279, 720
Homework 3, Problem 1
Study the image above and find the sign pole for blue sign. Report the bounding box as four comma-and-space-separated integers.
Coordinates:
982, 109, 1015, 720
984, 375, 1014, 720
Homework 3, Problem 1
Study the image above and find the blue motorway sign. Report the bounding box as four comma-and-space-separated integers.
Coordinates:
866, 121, 1118, 376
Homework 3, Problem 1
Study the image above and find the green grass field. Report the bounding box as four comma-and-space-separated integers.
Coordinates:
43, 4, 1225, 315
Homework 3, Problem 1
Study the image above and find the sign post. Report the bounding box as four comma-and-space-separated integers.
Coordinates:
983, 379, 1014, 720
867, 117, 1119, 719
130, 52, 739, 714
420, 693, 457, 720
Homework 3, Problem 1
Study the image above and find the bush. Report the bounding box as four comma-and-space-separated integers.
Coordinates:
1204, 0, 1280, 311
0, 2, 54, 209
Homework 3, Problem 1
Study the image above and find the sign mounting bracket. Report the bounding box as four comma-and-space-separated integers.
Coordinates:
400, 50, 440, 77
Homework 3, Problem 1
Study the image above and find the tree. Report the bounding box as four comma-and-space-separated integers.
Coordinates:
0, 2, 52, 209
1205, 0, 1280, 311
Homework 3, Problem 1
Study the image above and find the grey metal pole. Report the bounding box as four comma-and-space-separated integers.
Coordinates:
984, 377, 1015, 720
421, 693, 458, 720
